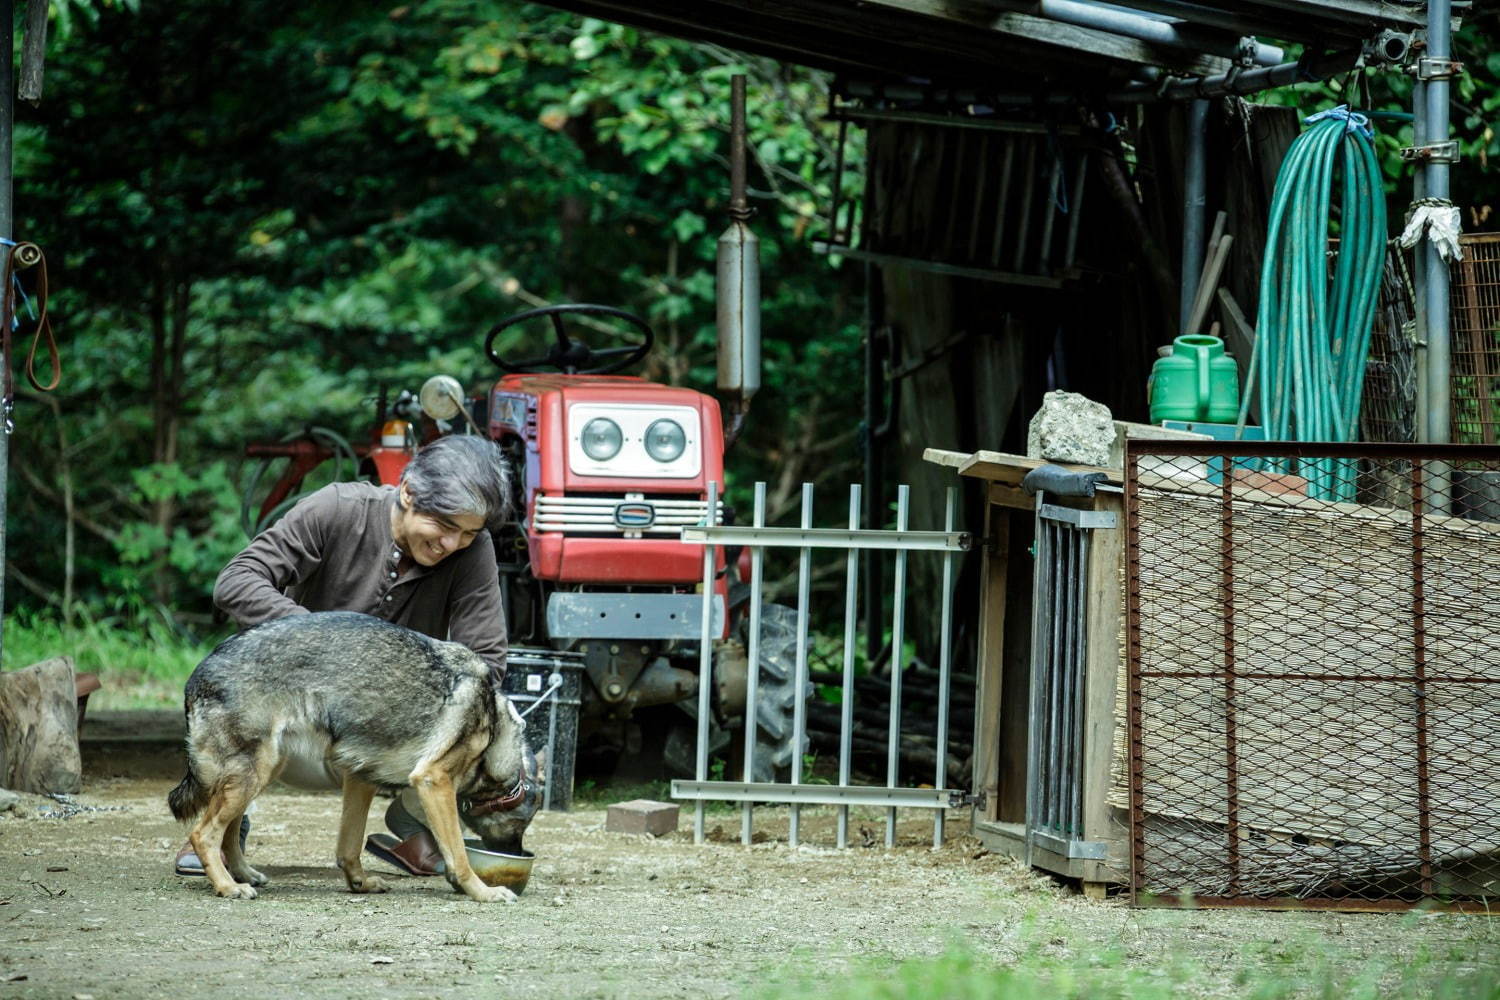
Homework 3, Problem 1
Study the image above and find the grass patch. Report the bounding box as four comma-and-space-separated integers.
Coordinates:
3, 609, 224, 709
753, 932, 1500, 1000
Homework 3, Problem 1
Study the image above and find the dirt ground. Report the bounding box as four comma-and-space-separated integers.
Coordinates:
1, 736, 1496, 1000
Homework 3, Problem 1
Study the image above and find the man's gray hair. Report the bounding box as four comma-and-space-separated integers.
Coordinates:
401, 436, 512, 530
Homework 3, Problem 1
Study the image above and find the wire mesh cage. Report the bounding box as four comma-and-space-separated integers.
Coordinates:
1360, 245, 1418, 443
1452, 233, 1500, 445
1122, 442, 1500, 911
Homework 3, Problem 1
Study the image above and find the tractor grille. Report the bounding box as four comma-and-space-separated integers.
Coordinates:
533, 494, 724, 535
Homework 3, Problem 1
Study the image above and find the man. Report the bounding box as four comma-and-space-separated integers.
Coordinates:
173, 434, 511, 876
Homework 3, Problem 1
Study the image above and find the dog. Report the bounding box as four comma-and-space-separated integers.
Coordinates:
167, 611, 532, 903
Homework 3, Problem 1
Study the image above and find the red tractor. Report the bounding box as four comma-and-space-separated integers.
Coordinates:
244, 303, 803, 790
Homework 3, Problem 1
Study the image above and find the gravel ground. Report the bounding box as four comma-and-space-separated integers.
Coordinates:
0, 744, 1494, 999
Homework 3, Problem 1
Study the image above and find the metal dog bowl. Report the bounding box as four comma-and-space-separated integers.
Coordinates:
463, 839, 534, 895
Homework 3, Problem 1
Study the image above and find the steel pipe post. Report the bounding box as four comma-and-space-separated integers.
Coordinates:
885, 485, 909, 848
1424, 0, 1453, 449
789, 483, 813, 847
740, 482, 766, 845
694, 481, 719, 845
1180, 99, 1210, 335
838, 484, 861, 849
1412, 76, 1430, 442
933, 487, 956, 848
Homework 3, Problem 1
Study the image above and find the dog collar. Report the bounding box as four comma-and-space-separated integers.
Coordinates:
463, 776, 527, 817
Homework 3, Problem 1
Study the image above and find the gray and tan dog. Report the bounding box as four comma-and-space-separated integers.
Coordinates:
168, 612, 530, 903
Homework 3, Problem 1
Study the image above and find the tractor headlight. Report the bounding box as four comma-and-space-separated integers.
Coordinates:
580, 418, 623, 461
643, 419, 687, 463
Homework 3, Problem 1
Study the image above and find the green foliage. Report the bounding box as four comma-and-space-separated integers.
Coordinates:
3, 607, 221, 704
9, 0, 863, 624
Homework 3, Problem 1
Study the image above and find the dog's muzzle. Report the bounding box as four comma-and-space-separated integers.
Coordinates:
462, 776, 528, 817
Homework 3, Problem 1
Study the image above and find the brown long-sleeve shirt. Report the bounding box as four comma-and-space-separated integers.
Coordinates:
213, 482, 508, 672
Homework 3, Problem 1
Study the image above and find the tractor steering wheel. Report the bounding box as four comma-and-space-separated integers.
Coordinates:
484, 304, 655, 376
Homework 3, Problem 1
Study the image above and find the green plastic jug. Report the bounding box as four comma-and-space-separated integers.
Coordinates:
1148, 334, 1240, 423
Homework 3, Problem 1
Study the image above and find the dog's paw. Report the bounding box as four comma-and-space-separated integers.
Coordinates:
465, 883, 518, 904
349, 875, 389, 894
217, 882, 259, 900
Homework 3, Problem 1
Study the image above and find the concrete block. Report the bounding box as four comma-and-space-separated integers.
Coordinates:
1027, 391, 1115, 468
606, 799, 680, 837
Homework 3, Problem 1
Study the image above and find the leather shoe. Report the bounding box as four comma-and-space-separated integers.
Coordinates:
365, 830, 444, 876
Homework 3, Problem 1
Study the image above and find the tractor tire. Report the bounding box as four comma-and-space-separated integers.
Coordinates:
745, 603, 813, 783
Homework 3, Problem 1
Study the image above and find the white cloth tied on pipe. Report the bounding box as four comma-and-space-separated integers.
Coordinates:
1398, 197, 1464, 262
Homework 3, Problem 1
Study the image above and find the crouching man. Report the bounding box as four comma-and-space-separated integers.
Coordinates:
173, 435, 512, 877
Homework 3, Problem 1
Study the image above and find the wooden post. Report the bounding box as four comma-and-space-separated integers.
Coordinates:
972, 492, 1009, 824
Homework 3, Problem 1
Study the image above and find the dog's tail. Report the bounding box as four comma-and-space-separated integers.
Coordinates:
167, 768, 209, 822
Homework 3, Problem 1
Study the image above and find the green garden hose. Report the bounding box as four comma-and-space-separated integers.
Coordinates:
1241, 106, 1387, 500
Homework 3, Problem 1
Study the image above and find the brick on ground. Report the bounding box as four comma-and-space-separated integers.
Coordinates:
606, 799, 679, 837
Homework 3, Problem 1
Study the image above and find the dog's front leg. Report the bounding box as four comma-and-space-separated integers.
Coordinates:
409, 768, 516, 903
336, 774, 388, 894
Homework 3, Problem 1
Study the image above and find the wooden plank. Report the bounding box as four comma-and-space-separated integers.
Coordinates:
1215, 287, 1260, 423
922, 447, 970, 469
1186, 233, 1234, 337
972, 501, 1009, 824
1083, 492, 1129, 867
958, 449, 1118, 485
987, 480, 1033, 511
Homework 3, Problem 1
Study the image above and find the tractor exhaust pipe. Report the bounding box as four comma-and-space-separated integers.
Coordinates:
717, 73, 760, 451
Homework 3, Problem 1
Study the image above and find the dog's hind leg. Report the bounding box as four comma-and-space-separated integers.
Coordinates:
190, 777, 260, 900
220, 810, 267, 888
335, 775, 388, 894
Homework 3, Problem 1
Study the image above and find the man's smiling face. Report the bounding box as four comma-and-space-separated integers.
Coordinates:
393, 486, 486, 566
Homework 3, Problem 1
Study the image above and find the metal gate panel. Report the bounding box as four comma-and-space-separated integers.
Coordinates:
1026, 496, 1116, 862
672, 482, 973, 847
1124, 442, 1500, 910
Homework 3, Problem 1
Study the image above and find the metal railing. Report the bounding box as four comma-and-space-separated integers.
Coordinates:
1027, 498, 1117, 864
1124, 441, 1500, 911
670, 481, 973, 848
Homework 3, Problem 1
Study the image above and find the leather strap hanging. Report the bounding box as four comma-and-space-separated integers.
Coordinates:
1, 239, 58, 433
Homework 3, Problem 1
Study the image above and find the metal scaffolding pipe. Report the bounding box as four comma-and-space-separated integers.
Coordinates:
1033, 0, 1284, 66
1423, 0, 1452, 446
1110, 49, 1361, 103
1180, 98, 1209, 335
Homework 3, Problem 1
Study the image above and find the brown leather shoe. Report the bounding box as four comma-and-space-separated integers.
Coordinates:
365, 831, 444, 876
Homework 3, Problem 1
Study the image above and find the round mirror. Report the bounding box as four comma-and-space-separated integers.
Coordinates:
418, 375, 465, 421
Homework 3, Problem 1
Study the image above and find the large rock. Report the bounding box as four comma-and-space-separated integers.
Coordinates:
1026, 391, 1115, 468
0, 656, 82, 794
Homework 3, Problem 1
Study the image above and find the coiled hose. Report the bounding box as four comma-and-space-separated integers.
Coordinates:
1241, 107, 1387, 500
